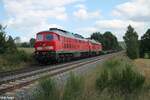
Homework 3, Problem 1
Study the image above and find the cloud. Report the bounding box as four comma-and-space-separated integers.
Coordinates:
74, 4, 87, 9
3, 0, 72, 20
2, 0, 81, 41
112, 0, 150, 21
95, 19, 145, 30
2, 0, 149, 42
73, 5, 101, 20
96, 19, 149, 40
76, 27, 98, 37
22, 23, 64, 41
77, 19, 148, 41
109, 0, 150, 40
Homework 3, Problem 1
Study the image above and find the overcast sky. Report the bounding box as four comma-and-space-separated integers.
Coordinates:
0, 0, 150, 42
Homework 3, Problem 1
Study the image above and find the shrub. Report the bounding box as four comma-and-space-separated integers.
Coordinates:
144, 52, 150, 59
103, 58, 121, 69
96, 69, 109, 92
119, 65, 145, 94
16, 50, 32, 62
3, 50, 31, 64
0, 50, 33, 72
34, 78, 59, 100
96, 59, 145, 99
63, 73, 84, 100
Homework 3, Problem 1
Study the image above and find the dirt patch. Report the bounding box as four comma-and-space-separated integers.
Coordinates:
134, 59, 150, 81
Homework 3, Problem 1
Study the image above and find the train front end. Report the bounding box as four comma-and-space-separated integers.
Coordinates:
34, 31, 57, 64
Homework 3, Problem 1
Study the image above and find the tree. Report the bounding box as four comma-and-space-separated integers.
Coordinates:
15, 36, 21, 46
21, 42, 30, 47
0, 24, 17, 54
91, 32, 103, 42
29, 38, 35, 47
0, 24, 7, 54
91, 31, 120, 50
104, 31, 120, 50
91, 32, 105, 47
123, 25, 139, 59
6, 36, 17, 53
140, 29, 150, 57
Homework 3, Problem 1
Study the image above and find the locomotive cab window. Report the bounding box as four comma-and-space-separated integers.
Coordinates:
37, 34, 43, 41
46, 34, 53, 41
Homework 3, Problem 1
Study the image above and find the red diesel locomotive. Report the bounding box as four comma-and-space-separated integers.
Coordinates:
34, 28, 102, 63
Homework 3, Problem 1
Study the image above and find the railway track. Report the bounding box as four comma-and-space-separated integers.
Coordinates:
0, 51, 124, 95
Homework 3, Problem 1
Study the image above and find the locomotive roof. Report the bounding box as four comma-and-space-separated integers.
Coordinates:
37, 28, 101, 45
48, 28, 88, 41
88, 39, 101, 45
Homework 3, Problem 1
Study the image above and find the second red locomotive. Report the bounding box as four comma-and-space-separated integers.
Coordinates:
34, 28, 102, 63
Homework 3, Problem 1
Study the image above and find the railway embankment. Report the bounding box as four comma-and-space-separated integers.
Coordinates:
32, 56, 150, 100
1, 52, 123, 99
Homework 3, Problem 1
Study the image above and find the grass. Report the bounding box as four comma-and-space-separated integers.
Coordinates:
32, 56, 150, 100
0, 49, 35, 72
33, 73, 85, 100
18, 47, 34, 54
34, 78, 59, 100
62, 73, 84, 100
133, 59, 150, 88
80, 56, 149, 100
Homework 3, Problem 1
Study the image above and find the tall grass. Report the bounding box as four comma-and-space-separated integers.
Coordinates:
0, 50, 33, 72
96, 69, 109, 92
96, 58, 145, 99
33, 73, 84, 100
34, 78, 59, 100
32, 57, 149, 100
62, 73, 84, 100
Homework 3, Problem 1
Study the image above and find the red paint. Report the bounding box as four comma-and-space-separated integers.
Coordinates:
34, 30, 102, 53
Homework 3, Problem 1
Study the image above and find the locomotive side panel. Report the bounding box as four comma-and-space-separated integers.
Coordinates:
34, 28, 103, 64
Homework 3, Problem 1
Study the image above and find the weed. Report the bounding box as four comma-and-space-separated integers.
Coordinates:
62, 73, 84, 100
96, 58, 145, 99
0, 50, 33, 72
34, 78, 59, 100
96, 69, 109, 92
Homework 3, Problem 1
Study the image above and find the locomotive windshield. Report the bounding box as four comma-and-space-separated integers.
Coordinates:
46, 34, 53, 41
37, 34, 43, 41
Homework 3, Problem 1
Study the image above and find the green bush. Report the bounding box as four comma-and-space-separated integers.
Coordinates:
120, 65, 145, 94
144, 53, 150, 59
16, 50, 31, 62
34, 78, 59, 100
33, 73, 84, 100
3, 50, 31, 64
96, 59, 145, 98
109, 65, 145, 94
0, 50, 33, 72
63, 73, 84, 100
103, 58, 121, 69
96, 69, 109, 92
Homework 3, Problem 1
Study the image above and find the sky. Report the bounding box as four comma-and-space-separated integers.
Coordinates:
0, 0, 150, 42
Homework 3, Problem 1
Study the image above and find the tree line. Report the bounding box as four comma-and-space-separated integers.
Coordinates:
0, 24, 35, 54
124, 25, 150, 59
90, 31, 122, 51
0, 25, 17, 54
90, 25, 150, 59
0, 23, 149, 59
15, 38, 35, 48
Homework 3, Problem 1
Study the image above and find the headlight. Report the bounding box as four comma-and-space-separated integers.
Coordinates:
37, 46, 53, 50
45, 46, 53, 49
37, 47, 42, 50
